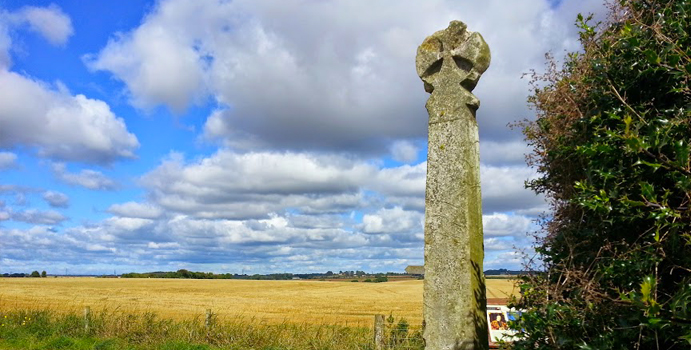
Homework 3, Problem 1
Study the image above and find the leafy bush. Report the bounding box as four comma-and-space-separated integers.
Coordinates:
512, 0, 691, 348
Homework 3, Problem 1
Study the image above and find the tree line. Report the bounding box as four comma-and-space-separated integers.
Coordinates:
2, 271, 47, 278
120, 269, 233, 279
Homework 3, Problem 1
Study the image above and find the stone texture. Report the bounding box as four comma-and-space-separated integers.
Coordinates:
416, 20, 490, 350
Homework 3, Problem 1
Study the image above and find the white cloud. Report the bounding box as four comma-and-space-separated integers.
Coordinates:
0, 4, 72, 68
0, 5, 138, 164
481, 164, 546, 213
42, 191, 69, 208
139, 150, 376, 219
52, 163, 118, 190
12, 209, 67, 225
18, 5, 73, 46
108, 202, 163, 219
87, 0, 603, 157
368, 162, 426, 198
0, 0, 609, 273
84, 17, 206, 112
484, 237, 514, 251
362, 206, 422, 235
0, 151, 17, 169
484, 251, 525, 270
0, 71, 139, 164
390, 140, 419, 164
482, 213, 532, 237
480, 140, 530, 166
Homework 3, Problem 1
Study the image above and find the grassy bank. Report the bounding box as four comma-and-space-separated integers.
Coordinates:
0, 308, 423, 350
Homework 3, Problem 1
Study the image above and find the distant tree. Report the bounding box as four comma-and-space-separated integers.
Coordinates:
30, 271, 40, 277
325, 271, 333, 276
41, 271, 46, 278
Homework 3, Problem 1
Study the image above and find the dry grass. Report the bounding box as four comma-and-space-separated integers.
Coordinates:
0, 278, 516, 326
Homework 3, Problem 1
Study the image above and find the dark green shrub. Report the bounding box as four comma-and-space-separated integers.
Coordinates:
513, 0, 691, 348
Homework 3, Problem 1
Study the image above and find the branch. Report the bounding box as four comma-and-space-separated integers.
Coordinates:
608, 79, 647, 125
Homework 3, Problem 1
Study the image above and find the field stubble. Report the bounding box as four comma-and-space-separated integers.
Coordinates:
0, 278, 516, 326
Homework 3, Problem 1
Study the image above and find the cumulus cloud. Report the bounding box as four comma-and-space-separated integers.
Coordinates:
0, 4, 72, 68
483, 213, 532, 237
87, 0, 604, 156
107, 201, 163, 219
0, 0, 607, 273
362, 206, 423, 235
0, 151, 17, 169
484, 251, 525, 270
52, 163, 118, 190
12, 209, 67, 225
481, 165, 546, 214
480, 140, 531, 166
42, 191, 69, 208
0, 72, 139, 163
135, 150, 543, 238
0, 184, 38, 206
57, 148, 530, 272
0, 226, 117, 264
390, 140, 420, 164
139, 150, 376, 219
18, 5, 73, 46
0, 210, 425, 273
0, 5, 138, 164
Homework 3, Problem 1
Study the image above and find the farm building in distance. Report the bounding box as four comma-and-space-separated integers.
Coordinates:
405, 265, 425, 276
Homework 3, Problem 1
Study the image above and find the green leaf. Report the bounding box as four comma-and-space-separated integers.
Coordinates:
641, 276, 655, 304
674, 140, 690, 168
634, 159, 663, 171
644, 49, 660, 64
640, 182, 655, 200
648, 317, 663, 325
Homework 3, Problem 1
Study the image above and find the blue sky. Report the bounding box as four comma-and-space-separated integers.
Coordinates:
0, 0, 605, 275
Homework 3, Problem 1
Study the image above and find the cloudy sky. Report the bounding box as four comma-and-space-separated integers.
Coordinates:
0, 0, 605, 275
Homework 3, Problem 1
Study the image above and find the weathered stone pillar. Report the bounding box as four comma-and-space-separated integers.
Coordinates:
416, 21, 491, 350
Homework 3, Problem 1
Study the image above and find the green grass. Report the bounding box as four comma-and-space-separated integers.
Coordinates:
0, 308, 423, 350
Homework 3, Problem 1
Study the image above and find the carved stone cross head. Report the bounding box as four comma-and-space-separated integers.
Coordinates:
416, 20, 490, 112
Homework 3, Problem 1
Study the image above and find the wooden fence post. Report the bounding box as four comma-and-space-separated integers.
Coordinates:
205, 309, 212, 329
84, 306, 91, 333
374, 314, 385, 350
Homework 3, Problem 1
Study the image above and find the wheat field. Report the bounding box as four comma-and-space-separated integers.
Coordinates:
0, 278, 516, 326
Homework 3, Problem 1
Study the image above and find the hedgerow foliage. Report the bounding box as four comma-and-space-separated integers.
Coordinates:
511, 0, 691, 349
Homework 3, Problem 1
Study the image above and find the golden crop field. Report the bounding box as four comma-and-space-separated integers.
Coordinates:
0, 278, 516, 326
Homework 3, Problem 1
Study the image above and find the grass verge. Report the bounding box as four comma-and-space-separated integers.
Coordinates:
0, 308, 423, 350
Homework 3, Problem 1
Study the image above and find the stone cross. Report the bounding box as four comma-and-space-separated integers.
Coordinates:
416, 21, 490, 350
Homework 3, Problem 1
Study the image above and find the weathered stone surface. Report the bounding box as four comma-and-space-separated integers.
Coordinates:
417, 20, 490, 350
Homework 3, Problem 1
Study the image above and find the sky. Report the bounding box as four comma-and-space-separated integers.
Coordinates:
0, 0, 606, 275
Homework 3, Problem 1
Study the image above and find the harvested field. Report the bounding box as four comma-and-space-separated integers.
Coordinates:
0, 277, 517, 325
